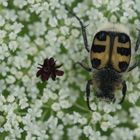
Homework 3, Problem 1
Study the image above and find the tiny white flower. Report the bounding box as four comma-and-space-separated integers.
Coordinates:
107, 0, 120, 12
59, 100, 71, 109
48, 16, 58, 27
0, 0, 8, 6
131, 67, 140, 83
9, 32, 17, 40
41, 93, 49, 103
27, 0, 35, 4
49, 0, 60, 10
64, 18, 72, 26
128, 91, 139, 104
5, 10, 17, 21
102, 102, 113, 113
22, 75, 30, 84
0, 29, 6, 39
60, 26, 69, 35
110, 128, 134, 140
67, 126, 82, 140
90, 102, 97, 111
117, 110, 128, 123
51, 102, 61, 111
130, 107, 140, 127
56, 111, 64, 119
0, 80, 6, 94
83, 125, 93, 137
45, 30, 57, 45
29, 21, 47, 37
71, 29, 80, 38
0, 15, 5, 26
7, 95, 15, 103
137, 82, 140, 90
101, 121, 110, 131
0, 115, 5, 125
78, 117, 87, 125
5, 75, 16, 84
126, 81, 133, 92
110, 15, 117, 22
47, 91, 58, 100
0, 127, 4, 133
34, 37, 44, 46
133, 128, 140, 138
8, 41, 18, 51
19, 98, 29, 109
58, 88, 69, 99
13, 0, 27, 9
92, 0, 109, 7
120, 16, 128, 24
62, 113, 73, 125
11, 22, 24, 33
92, 112, 101, 123
18, 10, 30, 21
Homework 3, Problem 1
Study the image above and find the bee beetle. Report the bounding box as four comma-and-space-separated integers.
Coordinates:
67, 7, 140, 111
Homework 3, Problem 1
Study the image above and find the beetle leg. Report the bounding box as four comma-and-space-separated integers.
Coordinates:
119, 81, 127, 104
135, 28, 140, 52
128, 29, 140, 71
128, 60, 140, 71
65, 6, 90, 52
86, 80, 94, 111
75, 62, 92, 72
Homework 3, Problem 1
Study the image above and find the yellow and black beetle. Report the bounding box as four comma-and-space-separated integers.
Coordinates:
66, 7, 140, 111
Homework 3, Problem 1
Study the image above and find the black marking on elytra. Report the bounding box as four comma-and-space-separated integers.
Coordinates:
118, 33, 130, 43
96, 31, 107, 41
92, 45, 105, 53
91, 58, 101, 68
117, 47, 130, 56
119, 62, 128, 71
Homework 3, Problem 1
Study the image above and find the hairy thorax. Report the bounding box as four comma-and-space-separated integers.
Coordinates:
92, 68, 123, 100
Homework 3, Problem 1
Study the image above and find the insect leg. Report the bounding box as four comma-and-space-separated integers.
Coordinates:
128, 29, 140, 71
135, 29, 140, 52
86, 80, 94, 111
128, 63, 138, 72
65, 6, 90, 52
75, 62, 92, 72
119, 81, 127, 104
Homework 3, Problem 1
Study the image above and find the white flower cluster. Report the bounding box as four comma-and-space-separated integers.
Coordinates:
0, 0, 140, 140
